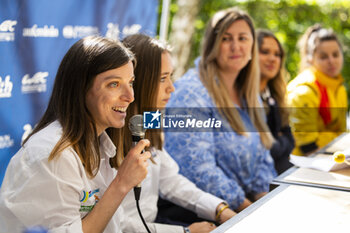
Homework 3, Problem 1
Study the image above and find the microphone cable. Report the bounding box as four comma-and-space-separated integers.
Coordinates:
128, 115, 151, 233
134, 187, 151, 233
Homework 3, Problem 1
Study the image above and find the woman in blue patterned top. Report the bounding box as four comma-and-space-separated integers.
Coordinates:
164, 7, 277, 212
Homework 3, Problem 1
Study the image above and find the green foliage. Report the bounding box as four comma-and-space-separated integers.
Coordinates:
163, 0, 350, 96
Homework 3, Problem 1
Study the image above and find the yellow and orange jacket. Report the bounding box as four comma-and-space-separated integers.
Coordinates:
287, 67, 348, 155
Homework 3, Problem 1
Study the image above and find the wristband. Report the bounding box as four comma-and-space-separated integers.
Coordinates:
215, 203, 229, 223
183, 227, 191, 233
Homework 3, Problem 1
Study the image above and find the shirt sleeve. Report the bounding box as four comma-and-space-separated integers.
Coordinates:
2, 146, 85, 232
288, 85, 321, 151
270, 126, 295, 160
249, 145, 277, 194
164, 130, 246, 210
164, 73, 246, 210
158, 149, 223, 221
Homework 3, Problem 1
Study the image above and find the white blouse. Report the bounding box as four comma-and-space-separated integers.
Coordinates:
0, 121, 123, 233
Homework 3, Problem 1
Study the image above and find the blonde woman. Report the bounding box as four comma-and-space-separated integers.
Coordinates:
164, 8, 276, 212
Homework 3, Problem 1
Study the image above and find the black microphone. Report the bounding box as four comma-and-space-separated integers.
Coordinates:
128, 115, 152, 233
128, 114, 147, 200
129, 114, 147, 148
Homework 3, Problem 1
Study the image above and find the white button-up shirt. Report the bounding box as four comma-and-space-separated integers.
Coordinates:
121, 148, 223, 233
0, 121, 123, 233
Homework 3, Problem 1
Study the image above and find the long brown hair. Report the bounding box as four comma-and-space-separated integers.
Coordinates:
122, 34, 171, 153
23, 36, 135, 177
298, 24, 343, 72
199, 7, 274, 148
257, 29, 289, 127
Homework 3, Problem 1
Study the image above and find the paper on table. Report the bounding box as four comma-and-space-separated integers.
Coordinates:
290, 153, 350, 172
283, 167, 350, 189
224, 185, 350, 233
324, 133, 350, 153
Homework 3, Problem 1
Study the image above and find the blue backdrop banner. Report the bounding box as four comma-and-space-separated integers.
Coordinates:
0, 0, 159, 186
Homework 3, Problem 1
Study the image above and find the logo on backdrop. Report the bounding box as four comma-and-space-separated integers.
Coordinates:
21, 72, 48, 94
0, 134, 14, 149
21, 124, 33, 144
143, 110, 161, 129
23, 24, 59, 38
0, 75, 13, 98
105, 23, 120, 39
122, 24, 141, 36
105, 23, 141, 39
62, 25, 99, 39
0, 20, 17, 42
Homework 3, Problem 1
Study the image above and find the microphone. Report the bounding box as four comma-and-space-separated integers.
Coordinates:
128, 114, 147, 200
129, 114, 147, 147
128, 114, 152, 233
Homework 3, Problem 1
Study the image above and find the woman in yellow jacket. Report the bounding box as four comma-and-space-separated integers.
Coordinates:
287, 24, 347, 155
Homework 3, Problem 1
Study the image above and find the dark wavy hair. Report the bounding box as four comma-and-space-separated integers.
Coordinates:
23, 36, 135, 177
257, 29, 289, 127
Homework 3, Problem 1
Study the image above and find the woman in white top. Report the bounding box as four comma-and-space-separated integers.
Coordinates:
120, 34, 236, 233
0, 36, 151, 233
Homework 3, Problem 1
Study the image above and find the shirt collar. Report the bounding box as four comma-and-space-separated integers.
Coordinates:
311, 66, 344, 90
99, 131, 116, 159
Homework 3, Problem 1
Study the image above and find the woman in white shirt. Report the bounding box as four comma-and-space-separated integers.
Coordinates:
120, 34, 236, 233
0, 36, 151, 233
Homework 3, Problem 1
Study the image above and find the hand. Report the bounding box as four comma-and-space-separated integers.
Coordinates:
253, 192, 267, 201
188, 221, 216, 233
236, 198, 252, 212
218, 207, 236, 224
82, 140, 151, 233
112, 139, 151, 193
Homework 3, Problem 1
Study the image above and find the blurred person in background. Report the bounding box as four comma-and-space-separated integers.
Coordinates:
164, 7, 276, 212
257, 29, 294, 174
287, 24, 347, 156
119, 33, 236, 233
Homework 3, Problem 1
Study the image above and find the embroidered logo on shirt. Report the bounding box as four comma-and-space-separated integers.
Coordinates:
80, 188, 100, 203
79, 188, 100, 212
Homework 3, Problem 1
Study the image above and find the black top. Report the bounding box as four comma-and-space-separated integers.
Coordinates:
261, 88, 294, 174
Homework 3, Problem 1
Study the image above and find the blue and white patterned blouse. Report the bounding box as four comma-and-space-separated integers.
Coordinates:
164, 66, 277, 210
